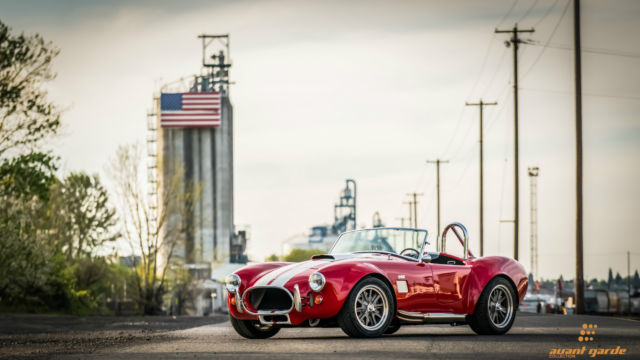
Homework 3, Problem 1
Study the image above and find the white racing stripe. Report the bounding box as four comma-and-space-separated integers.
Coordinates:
253, 261, 327, 287
253, 263, 302, 286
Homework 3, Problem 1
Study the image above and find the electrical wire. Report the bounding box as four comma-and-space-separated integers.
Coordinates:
518, 0, 540, 23
481, 46, 510, 97
521, 0, 571, 81
533, 0, 560, 28
520, 87, 640, 101
498, 0, 521, 28
437, 0, 521, 160
486, 84, 512, 132
530, 42, 640, 59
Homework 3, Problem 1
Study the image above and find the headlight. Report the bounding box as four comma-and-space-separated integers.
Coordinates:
225, 274, 241, 293
308, 272, 326, 292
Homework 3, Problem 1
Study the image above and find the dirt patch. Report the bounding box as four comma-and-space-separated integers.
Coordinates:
0, 313, 227, 358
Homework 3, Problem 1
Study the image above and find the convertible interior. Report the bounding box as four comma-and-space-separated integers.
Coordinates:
427, 252, 465, 266
399, 249, 465, 266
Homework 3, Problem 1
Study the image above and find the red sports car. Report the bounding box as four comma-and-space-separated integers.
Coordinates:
225, 223, 528, 338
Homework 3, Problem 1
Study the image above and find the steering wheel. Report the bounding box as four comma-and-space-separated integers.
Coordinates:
399, 248, 420, 259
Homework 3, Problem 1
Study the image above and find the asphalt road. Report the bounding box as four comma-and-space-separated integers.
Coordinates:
1, 313, 639, 359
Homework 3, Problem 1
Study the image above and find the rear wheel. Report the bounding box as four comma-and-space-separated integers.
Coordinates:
469, 277, 517, 335
337, 277, 395, 338
229, 316, 280, 339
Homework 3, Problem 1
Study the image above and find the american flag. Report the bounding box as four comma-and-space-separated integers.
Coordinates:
160, 92, 221, 128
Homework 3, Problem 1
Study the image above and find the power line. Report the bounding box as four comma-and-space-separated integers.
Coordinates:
486, 84, 512, 131
481, 46, 510, 97
468, 35, 499, 99
520, 87, 640, 101
518, 0, 540, 23
438, 0, 523, 161
531, 42, 640, 59
498, 0, 521, 28
533, 0, 561, 28
521, 0, 571, 81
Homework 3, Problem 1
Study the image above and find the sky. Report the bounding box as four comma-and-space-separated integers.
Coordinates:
1, 0, 639, 280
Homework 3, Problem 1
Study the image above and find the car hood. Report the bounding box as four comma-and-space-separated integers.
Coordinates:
248, 253, 366, 288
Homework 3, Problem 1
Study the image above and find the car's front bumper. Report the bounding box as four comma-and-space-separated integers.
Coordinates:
227, 283, 341, 325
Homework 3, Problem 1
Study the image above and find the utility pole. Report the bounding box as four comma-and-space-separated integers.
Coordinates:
528, 167, 539, 281
403, 200, 413, 229
573, 0, 585, 315
427, 159, 449, 251
406, 192, 423, 229
495, 24, 534, 261
628, 251, 631, 313
466, 100, 498, 257
403, 200, 415, 247
396, 217, 408, 248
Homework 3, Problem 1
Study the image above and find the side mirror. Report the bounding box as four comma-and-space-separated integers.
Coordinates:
419, 253, 432, 264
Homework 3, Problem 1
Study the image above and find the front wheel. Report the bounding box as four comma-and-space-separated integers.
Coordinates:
229, 316, 280, 339
337, 277, 395, 338
384, 318, 401, 335
469, 277, 517, 335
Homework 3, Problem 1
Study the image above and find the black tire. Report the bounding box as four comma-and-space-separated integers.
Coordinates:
337, 277, 395, 338
469, 277, 517, 335
229, 315, 280, 339
384, 318, 401, 335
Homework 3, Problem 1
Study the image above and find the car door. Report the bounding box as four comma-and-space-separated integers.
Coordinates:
430, 262, 472, 307
386, 257, 438, 313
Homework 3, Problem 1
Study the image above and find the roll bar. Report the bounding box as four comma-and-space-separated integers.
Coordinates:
440, 222, 474, 260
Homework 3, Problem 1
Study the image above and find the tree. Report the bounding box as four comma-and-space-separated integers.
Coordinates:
633, 270, 640, 289
47, 172, 118, 260
109, 143, 197, 314
0, 153, 58, 307
608, 268, 614, 289
0, 152, 57, 200
283, 248, 324, 262
0, 20, 60, 157
265, 254, 280, 262
615, 272, 623, 286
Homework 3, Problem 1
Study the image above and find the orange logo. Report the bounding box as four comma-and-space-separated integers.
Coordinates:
578, 323, 596, 342
548, 323, 628, 359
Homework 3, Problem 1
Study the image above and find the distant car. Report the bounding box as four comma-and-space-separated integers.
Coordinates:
519, 296, 545, 313
225, 223, 528, 338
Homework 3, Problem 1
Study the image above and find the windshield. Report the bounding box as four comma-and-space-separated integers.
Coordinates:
329, 228, 428, 255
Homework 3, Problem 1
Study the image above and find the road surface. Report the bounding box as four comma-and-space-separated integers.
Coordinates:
1, 313, 638, 359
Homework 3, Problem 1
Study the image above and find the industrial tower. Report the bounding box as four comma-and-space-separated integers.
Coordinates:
333, 179, 357, 234
528, 167, 539, 280
149, 34, 246, 314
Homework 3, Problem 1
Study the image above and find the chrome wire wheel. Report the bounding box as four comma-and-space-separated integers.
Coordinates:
354, 284, 389, 331
487, 284, 514, 328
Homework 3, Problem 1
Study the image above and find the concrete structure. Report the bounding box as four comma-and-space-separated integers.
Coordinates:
150, 35, 246, 315
160, 95, 235, 266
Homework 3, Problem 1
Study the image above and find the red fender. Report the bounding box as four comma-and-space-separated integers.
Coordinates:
464, 256, 528, 314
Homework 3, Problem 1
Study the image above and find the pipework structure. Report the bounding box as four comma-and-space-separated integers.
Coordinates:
333, 179, 357, 234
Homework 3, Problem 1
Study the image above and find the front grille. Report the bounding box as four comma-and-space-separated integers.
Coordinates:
244, 287, 293, 313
